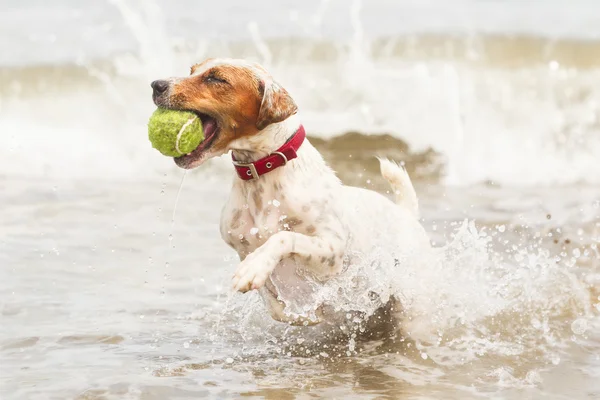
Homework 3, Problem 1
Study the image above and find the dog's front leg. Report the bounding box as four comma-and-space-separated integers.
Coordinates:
232, 231, 344, 293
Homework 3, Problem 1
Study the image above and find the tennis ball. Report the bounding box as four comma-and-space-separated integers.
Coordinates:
148, 109, 204, 157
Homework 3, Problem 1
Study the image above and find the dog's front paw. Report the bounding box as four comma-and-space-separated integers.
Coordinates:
232, 251, 276, 293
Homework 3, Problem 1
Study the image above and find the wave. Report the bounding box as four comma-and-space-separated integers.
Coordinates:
7, 33, 600, 90
2, 29, 600, 185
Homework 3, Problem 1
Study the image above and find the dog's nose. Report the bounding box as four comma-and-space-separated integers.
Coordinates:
151, 80, 169, 95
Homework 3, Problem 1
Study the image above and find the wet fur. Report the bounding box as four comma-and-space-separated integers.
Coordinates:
152, 58, 431, 325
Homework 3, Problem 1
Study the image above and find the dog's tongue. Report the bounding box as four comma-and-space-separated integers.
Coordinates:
202, 117, 217, 138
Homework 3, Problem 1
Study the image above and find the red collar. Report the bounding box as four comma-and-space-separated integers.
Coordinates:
232, 125, 306, 180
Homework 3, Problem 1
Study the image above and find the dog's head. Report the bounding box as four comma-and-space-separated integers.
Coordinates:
151, 58, 297, 169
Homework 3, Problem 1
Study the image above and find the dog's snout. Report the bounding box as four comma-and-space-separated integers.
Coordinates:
151, 80, 169, 95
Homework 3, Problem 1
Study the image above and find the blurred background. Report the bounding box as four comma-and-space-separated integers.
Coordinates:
1, 1, 600, 399
3, 0, 600, 185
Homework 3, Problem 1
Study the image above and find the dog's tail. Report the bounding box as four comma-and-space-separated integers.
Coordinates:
378, 158, 419, 217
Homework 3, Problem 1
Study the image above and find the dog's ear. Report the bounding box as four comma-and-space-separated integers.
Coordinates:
256, 80, 298, 131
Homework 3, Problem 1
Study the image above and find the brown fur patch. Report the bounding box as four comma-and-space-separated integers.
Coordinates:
168, 61, 298, 155
170, 64, 263, 154
256, 81, 298, 130
286, 218, 303, 227
252, 190, 263, 210
229, 209, 243, 229
306, 225, 316, 234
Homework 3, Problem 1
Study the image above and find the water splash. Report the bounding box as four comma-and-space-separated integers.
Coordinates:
107, 0, 175, 78
3, 1, 600, 184
170, 170, 187, 228
214, 219, 597, 378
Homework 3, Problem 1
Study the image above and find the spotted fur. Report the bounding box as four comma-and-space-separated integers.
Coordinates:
155, 58, 431, 325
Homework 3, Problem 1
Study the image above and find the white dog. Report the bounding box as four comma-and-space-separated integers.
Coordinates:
151, 58, 430, 325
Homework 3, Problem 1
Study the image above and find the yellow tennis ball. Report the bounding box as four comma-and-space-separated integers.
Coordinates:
147, 109, 204, 157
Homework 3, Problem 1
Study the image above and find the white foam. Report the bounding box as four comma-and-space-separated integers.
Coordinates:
2, 1, 600, 186
231, 219, 595, 369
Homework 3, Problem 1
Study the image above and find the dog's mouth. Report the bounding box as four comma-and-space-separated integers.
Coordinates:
174, 113, 220, 169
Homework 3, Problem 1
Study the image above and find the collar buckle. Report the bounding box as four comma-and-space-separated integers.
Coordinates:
232, 160, 260, 180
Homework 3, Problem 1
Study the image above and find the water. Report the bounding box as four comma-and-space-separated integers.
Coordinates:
1, 1, 600, 399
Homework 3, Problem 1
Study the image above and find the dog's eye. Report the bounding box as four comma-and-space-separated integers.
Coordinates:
205, 73, 228, 85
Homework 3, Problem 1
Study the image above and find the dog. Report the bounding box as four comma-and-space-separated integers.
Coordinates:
151, 58, 431, 325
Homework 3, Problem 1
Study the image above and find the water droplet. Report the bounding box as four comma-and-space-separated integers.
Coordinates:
421, 352, 428, 360
238, 234, 244, 240
526, 370, 542, 384
273, 199, 280, 207
250, 227, 259, 235
226, 357, 234, 364
183, 342, 190, 349
139, 314, 145, 319
571, 318, 587, 335
551, 354, 561, 365
573, 248, 581, 258
498, 225, 506, 233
